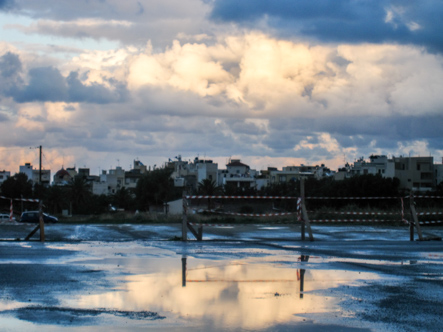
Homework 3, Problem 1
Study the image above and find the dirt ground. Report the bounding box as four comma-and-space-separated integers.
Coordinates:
0, 223, 442, 331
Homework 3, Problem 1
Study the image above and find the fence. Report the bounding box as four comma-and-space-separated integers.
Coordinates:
181, 181, 442, 242
0, 195, 45, 241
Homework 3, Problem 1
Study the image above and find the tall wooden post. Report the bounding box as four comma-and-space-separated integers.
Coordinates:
409, 193, 423, 241
182, 192, 187, 241
300, 178, 314, 241
181, 256, 187, 287
39, 200, 45, 242
39, 145, 42, 184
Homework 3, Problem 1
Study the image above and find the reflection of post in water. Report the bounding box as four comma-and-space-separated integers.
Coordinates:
182, 256, 187, 287
298, 255, 309, 299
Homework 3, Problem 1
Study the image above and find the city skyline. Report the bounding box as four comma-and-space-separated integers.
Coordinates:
1, 1, 442, 178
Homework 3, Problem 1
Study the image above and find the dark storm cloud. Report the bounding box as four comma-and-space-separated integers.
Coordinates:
0, 52, 23, 96
210, 0, 443, 53
266, 113, 443, 153
0, 0, 15, 10
8, 67, 128, 104
0, 52, 21, 77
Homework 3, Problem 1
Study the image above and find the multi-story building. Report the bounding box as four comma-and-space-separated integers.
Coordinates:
435, 158, 443, 188
19, 163, 51, 185
335, 155, 395, 181
270, 164, 333, 184
350, 155, 395, 178
393, 156, 435, 191
169, 156, 219, 191
218, 159, 256, 190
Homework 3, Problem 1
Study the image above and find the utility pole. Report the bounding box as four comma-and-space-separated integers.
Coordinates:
39, 145, 42, 184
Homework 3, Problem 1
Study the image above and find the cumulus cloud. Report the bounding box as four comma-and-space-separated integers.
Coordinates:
1, 0, 442, 177
126, 34, 443, 120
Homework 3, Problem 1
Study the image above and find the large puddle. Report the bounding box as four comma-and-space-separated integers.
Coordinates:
0, 241, 405, 331
61, 252, 379, 330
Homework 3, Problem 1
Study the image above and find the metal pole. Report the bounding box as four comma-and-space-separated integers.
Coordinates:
39, 200, 45, 242
182, 192, 187, 241
39, 145, 42, 184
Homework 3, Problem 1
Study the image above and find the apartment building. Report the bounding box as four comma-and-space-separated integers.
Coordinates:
19, 163, 51, 185
393, 156, 435, 191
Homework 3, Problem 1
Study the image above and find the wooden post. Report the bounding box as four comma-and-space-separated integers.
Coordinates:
182, 192, 187, 241
299, 255, 309, 299
39, 200, 45, 242
409, 193, 423, 241
300, 178, 314, 241
181, 256, 187, 287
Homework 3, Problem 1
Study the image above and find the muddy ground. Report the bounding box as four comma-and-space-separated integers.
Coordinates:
0, 223, 442, 331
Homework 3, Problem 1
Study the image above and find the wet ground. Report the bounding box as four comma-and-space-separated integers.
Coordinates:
0, 223, 442, 331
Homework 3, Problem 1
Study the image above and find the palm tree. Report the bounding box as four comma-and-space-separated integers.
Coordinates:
112, 187, 134, 211
45, 185, 67, 214
198, 179, 222, 195
198, 179, 222, 210
69, 177, 90, 214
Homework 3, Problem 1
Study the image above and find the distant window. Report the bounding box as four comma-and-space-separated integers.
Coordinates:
417, 164, 421, 171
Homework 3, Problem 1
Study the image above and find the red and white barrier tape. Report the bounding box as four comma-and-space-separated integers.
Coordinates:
417, 212, 443, 216
186, 195, 298, 200
198, 210, 297, 217
419, 220, 442, 224
188, 222, 295, 227
310, 219, 395, 223
306, 196, 400, 200
409, 196, 443, 199
0, 195, 40, 202
307, 211, 401, 216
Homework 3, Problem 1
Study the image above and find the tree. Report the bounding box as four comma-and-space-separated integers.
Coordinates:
68, 177, 91, 214
198, 179, 222, 210
135, 168, 180, 211
198, 179, 222, 195
45, 185, 68, 214
112, 187, 135, 211
0, 173, 33, 199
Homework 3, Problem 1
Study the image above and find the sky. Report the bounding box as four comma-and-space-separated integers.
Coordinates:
0, 0, 442, 177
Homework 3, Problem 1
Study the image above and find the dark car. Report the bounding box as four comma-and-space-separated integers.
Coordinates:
19, 211, 58, 224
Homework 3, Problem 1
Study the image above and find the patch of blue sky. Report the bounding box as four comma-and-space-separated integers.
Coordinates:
0, 13, 119, 54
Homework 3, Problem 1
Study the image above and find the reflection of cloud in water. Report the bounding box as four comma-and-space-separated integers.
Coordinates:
76, 258, 379, 330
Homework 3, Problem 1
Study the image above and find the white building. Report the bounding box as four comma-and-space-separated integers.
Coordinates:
218, 159, 256, 190
19, 163, 51, 185
269, 164, 333, 184
335, 155, 394, 181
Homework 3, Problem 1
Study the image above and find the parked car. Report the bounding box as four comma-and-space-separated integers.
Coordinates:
0, 213, 15, 222
19, 211, 58, 223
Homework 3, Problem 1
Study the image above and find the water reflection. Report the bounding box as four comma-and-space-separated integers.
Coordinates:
75, 255, 379, 330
